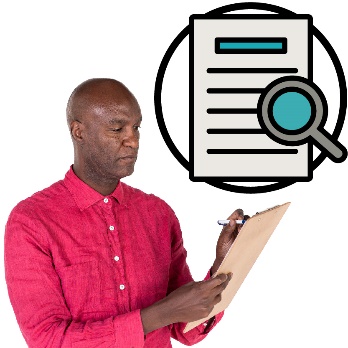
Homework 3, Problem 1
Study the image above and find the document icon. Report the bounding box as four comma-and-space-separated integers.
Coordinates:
189, 15, 312, 181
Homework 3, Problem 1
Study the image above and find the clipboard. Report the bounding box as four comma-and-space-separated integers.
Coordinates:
184, 202, 291, 333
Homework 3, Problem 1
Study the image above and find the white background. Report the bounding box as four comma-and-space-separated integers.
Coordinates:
1, 1, 347, 347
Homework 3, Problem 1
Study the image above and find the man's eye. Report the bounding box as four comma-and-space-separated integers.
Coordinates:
111, 128, 122, 132
134, 125, 141, 131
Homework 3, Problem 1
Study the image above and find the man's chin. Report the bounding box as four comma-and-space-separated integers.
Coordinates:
115, 165, 135, 180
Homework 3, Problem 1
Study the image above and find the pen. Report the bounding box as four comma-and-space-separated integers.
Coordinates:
217, 219, 246, 226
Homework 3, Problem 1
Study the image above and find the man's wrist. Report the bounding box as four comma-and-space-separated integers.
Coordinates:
140, 296, 176, 335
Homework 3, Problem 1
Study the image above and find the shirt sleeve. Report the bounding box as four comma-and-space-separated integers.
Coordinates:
4, 209, 145, 348
165, 207, 224, 346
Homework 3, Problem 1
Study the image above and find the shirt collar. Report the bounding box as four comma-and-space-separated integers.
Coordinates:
63, 166, 126, 211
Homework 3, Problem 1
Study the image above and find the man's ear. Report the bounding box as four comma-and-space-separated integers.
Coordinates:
70, 120, 84, 143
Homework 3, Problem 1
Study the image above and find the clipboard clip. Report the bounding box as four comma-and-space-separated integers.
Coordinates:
256, 204, 280, 215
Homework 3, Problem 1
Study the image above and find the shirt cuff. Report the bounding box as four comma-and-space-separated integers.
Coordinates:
113, 309, 145, 347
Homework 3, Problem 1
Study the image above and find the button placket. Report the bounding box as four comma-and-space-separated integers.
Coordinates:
101, 197, 127, 295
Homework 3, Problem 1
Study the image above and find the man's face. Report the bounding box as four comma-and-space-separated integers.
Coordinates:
80, 96, 142, 183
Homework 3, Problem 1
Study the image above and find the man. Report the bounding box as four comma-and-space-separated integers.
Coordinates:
5, 78, 244, 347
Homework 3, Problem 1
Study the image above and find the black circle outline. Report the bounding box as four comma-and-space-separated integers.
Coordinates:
154, 2, 347, 194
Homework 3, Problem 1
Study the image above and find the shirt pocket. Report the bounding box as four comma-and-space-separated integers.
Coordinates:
59, 259, 102, 320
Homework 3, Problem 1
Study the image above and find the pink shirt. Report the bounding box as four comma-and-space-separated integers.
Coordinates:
5, 167, 223, 347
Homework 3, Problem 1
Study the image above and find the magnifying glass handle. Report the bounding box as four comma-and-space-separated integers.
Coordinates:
311, 128, 347, 163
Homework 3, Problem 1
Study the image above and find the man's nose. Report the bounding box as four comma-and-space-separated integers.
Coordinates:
122, 128, 139, 148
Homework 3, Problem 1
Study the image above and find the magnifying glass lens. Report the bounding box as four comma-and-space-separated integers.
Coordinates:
259, 77, 347, 162
272, 91, 312, 131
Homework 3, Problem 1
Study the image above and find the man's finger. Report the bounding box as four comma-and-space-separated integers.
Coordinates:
206, 276, 232, 305
205, 273, 232, 289
228, 208, 244, 220
213, 273, 232, 294
213, 293, 222, 306
228, 219, 237, 229
203, 274, 227, 289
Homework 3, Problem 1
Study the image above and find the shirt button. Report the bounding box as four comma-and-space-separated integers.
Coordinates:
114, 256, 120, 261
103, 198, 109, 203
109, 225, 115, 231
120, 284, 125, 290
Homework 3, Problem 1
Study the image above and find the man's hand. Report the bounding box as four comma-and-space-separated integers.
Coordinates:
140, 273, 232, 335
211, 209, 244, 275
162, 273, 232, 323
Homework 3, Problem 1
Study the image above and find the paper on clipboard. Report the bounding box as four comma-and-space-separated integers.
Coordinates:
183, 202, 291, 333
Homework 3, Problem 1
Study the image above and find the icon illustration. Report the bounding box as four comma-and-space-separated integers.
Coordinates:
155, 2, 347, 194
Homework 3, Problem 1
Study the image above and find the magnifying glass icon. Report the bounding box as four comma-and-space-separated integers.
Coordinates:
257, 76, 347, 163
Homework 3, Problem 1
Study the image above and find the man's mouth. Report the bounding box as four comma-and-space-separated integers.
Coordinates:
118, 155, 137, 163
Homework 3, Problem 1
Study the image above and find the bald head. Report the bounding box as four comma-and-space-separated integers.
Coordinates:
66, 78, 142, 195
66, 78, 140, 131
